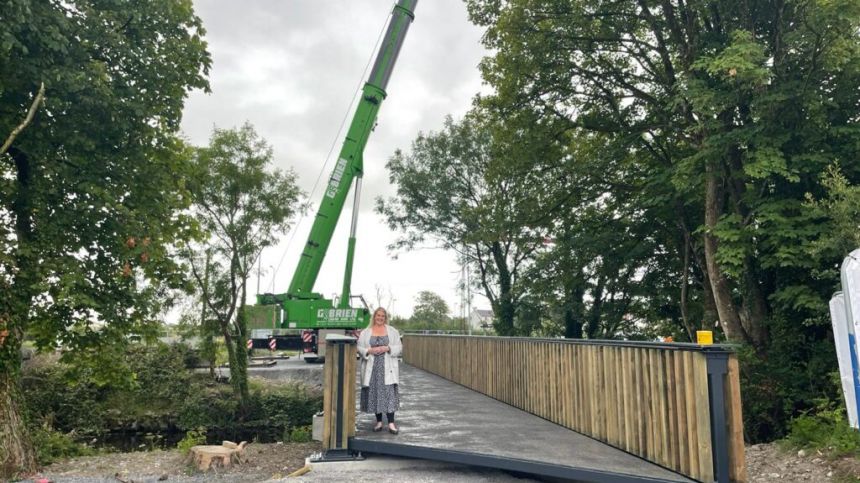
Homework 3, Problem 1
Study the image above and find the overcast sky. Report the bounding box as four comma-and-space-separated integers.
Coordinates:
180, 0, 490, 317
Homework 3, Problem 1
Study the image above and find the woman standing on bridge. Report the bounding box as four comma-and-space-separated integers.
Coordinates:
357, 307, 402, 434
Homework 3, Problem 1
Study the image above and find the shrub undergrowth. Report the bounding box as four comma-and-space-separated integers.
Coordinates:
23, 342, 322, 462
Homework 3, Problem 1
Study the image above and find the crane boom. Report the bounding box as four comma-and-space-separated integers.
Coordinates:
290, 0, 417, 295
257, 1, 417, 335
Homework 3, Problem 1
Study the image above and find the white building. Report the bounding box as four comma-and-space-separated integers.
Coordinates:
469, 308, 494, 331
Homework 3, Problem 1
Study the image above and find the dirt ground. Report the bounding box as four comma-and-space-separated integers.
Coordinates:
28, 442, 321, 482
746, 442, 860, 482
22, 441, 860, 482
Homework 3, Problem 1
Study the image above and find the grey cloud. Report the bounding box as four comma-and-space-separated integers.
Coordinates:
181, 0, 489, 316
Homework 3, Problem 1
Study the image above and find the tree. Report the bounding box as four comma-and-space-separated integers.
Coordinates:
186, 124, 302, 408
467, 0, 860, 350
378, 114, 552, 335
466, 0, 860, 439
411, 291, 450, 327
0, 1, 209, 476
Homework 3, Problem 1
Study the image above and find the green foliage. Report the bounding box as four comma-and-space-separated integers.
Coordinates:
1, 0, 211, 375
176, 427, 207, 454
177, 385, 240, 431
126, 343, 194, 402
243, 382, 322, 441
185, 123, 303, 407
24, 342, 199, 439
23, 362, 109, 439
24, 342, 322, 458
785, 395, 860, 458
30, 426, 95, 465
739, 317, 840, 442
805, 165, 860, 259
394, 316, 471, 333
178, 379, 322, 441
460, 0, 860, 441
1, 0, 210, 473
379, 114, 555, 335
410, 291, 450, 327
288, 426, 312, 443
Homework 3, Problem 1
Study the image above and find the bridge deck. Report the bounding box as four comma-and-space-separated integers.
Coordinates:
350, 364, 694, 483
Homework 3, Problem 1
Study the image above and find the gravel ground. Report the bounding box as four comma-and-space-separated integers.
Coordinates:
21, 441, 860, 482
22, 442, 320, 483
744, 442, 860, 482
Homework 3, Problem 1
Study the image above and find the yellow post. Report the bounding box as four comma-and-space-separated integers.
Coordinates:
696, 330, 713, 345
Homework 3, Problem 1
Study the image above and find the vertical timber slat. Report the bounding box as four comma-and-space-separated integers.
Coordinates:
401, 335, 745, 482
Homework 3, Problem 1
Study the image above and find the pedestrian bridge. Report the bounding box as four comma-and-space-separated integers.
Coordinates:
318, 335, 747, 483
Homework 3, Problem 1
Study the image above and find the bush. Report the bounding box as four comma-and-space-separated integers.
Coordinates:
252, 382, 322, 431
22, 362, 109, 439
30, 426, 95, 465
125, 343, 193, 402
23, 341, 205, 453
739, 316, 839, 443
177, 379, 322, 442
177, 385, 239, 430
785, 405, 860, 457
288, 426, 312, 443
176, 427, 208, 453
23, 342, 323, 456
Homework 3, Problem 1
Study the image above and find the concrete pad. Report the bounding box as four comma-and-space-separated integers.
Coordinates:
289, 455, 540, 482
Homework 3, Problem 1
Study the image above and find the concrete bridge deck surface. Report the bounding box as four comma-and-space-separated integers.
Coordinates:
351, 364, 694, 483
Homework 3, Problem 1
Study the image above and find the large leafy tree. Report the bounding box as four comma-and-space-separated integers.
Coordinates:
186, 124, 302, 408
0, 0, 209, 476
467, 0, 860, 349
467, 0, 860, 439
411, 291, 451, 327
378, 114, 554, 335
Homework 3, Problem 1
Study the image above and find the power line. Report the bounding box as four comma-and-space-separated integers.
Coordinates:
269, 6, 394, 293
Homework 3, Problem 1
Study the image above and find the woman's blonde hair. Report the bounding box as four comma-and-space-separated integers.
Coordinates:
368, 307, 389, 329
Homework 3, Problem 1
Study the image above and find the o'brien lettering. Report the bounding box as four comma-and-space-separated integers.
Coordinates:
325, 158, 349, 198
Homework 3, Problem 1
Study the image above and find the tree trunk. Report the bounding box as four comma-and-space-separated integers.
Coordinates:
679, 230, 694, 341
726, 139, 769, 348
230, 281, 250, 408
694, 249, 720, 331
1, 148, 38, 478
0, 351, 36, 479
223, 326, 249, 409
200, 252, 216, 378
703, 160, 750, 345
740, 256, 770, 348
585, 275, 605, 339
490, 242, 516, 336
564, 284, 585, 339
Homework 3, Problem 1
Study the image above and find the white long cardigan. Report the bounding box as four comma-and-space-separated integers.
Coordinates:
356, 325, 402, 387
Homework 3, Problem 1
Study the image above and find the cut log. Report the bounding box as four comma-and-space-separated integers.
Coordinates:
185, 441, 248, 471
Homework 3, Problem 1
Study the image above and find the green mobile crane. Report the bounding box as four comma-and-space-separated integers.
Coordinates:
256, 0, 418, 360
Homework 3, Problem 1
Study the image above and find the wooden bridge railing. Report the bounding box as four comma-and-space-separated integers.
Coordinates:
404, 335, 746, 483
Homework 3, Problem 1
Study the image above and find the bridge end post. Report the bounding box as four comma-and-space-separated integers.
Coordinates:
313, 334, 362, 462
706, 350, 747, 483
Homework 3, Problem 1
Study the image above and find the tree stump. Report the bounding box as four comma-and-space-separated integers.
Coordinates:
185, 441, 248, 471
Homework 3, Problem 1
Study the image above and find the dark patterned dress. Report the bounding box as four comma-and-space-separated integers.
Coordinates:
360, 335, 400, 414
